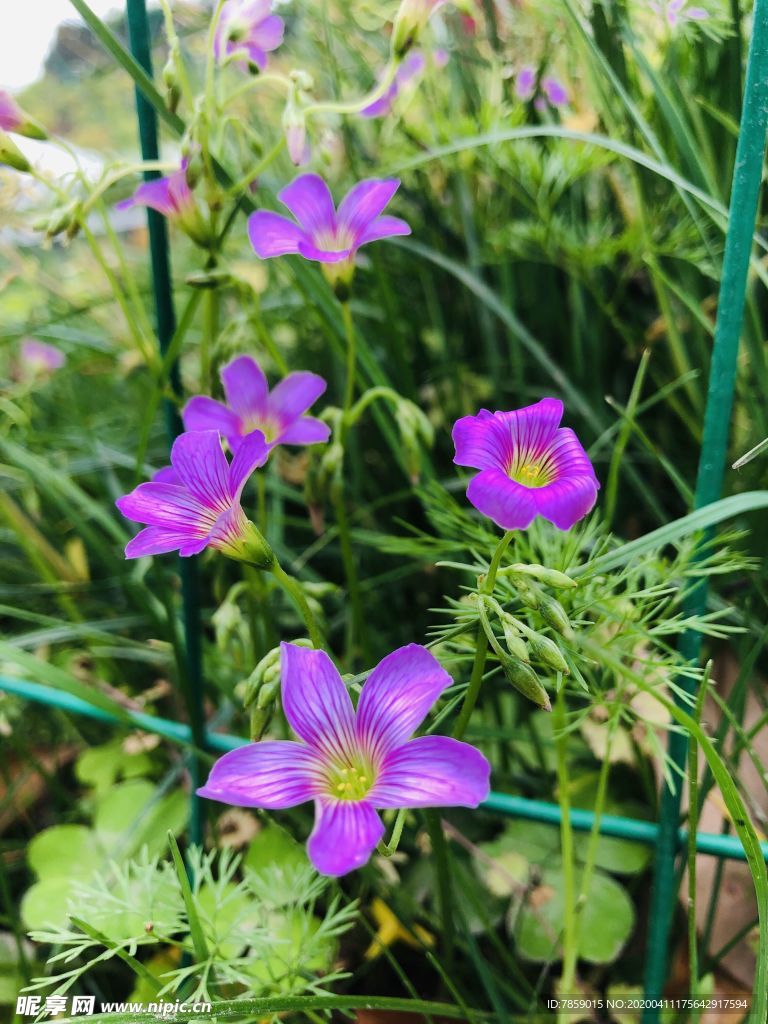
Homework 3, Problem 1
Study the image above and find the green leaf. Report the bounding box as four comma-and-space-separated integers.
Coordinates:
28, 824, 103, 881
167, 832, 209, 963
21, 878, 76, 931
513, 868, 634, 964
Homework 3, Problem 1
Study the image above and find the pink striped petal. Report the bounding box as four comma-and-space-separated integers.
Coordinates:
533, 475, 599, 530
465, 468, 538, 530
369, 736, 490, 808
251, 13, 284, 49
452, 410, 512, 471
277, 416, 331, 445
280, 643, 357, 761
268, 371, 327, 426
220, 355, 269, 420
183, 395, 240, 437
116, 482, 210, 530
356, 644, 452, 759
494, 397, 564, 465
197, 741, 323, 808
357, 215, 411, 246
124, 526, 201, 559
337, 178, 401, 245
228, 429, 270, 497
307, 799, 384, 876
170, 431, 232, 510
278, 174, 336, 236
247, 210, 306, 258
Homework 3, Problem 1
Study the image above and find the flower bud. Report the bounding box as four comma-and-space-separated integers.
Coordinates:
506, 563, 577, 590
221, 518, 275, 569
501, 618, 530, 663
527, 631, 570, 674
514, 576, 542, 610
539, 593, 574, 640
500, 652, 551, 711
0, 129, 30, 172
392, 0, 442, 58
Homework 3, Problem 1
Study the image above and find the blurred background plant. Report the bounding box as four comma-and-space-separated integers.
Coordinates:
2, 0, 768, 1020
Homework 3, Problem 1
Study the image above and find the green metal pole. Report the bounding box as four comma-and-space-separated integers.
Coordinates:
125, 0, 206, 845
4, 673, 768, 864
642, 3, 768, 1015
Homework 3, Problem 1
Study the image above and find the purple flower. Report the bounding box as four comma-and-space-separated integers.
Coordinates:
650, 0, 708, 26
247, 174, 410, 269
183, 355, 330, 452
198, 642, 490, 876
362, 49, 449, 119
541, 75, 569, 108
0, 91, 23, 133
0, 90, 45, 139
19, 339, 66, 376
515, 66, 537, 101
215, 0, 285, 72
116, 430, 271, 560
117, 160, 206, 243
452, 398, 599, 532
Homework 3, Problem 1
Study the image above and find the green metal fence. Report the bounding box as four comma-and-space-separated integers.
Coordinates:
4, 0, 768, 1018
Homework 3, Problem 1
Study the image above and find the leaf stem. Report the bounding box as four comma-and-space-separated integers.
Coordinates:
269, 558, 324, 649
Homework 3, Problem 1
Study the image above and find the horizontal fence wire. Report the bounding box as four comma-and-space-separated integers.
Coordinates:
3, 672, 766, 864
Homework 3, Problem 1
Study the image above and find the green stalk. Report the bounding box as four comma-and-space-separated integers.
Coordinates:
201, 285, 219, 394
453, 531, 514, 740
425, 810, 455, 969
336, 299, 366, 661
554, 683, 577, 1014
269, 559, 324, 650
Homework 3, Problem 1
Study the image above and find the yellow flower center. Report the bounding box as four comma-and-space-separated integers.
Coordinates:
241, 414, 279, 442
327, 762, 374, 801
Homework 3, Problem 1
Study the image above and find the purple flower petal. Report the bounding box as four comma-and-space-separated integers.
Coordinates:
152, 466, 181, 485
686, 6, 708, 19
179, 535, 212, 557
280, 642, 357, 760
296, 240, 352, 263
361, 83, 398, 118
124, 526, 201, 559
197, 741, 323, 808
307, 799, 384, 876
452, 411, 513, 471
465, 468, 539, 530
515, 65, 537, 100
20, 339, 66, 372
336, 178, 401, 245
494, 397, 564, 462
0, 90, 23, 133
278, 417, 331, 445
116, 481, 210, 531
247, 210, 306, 259
278, 174, 336, 236
183, 395, 240, 437
533, 475, 599, 530
170, 430, 232, 511
268, 371, 327, 427
252, 13, 284, 49
356, 644, 452, 759
357, 215, 412, 247
369, 736, 491, 808
227, 428, 270, 497
542, 75, 568, 107
220, 355, 269, 421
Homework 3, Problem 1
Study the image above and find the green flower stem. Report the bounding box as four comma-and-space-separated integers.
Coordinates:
425, 810, 455, 968
554, 681, 577, 1017
336, 299, 366, 661
304, 60, 399, 118
201, 283, 219, 394
269, 558, 324, 650
377, 808, 407, 858
452, 531, 514, 741
347, 385, 401, 426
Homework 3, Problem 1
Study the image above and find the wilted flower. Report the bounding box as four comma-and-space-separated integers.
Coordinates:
183, 354, 330, 452
650, 0, 708, 27
198, 642, 490, 876
452, 398, 599, 531
247, 174, 410, 291
19, 339, 66, 376
362, 49, 449, 118
215, 0, 285, 72
116, 429, 272, 562
117, 160, 207, 244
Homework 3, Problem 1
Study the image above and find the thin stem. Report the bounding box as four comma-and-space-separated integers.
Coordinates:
377, 808, 408, 857
425, 811, 454, 969
336, 299, 366, 662
305, 60, 399, 117
201, 285, 219, 393
554, 682, 577, 1015
269, 558, 324, 649
452, 531, 514, 740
